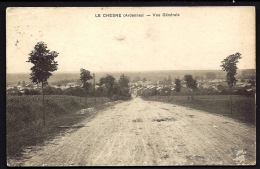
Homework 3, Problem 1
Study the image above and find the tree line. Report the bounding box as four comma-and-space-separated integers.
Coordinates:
79, 68, 131, 100
25, 41, 244, 123
25, 42, 131, 125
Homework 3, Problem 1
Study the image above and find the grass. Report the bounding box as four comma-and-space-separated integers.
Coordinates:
6, 95, 111, 158
143, 95, 255, 126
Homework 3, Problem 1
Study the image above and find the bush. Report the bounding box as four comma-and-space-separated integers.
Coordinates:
24, 89, 41, 95
64, 86, 87, 97
111, 95, 118, 101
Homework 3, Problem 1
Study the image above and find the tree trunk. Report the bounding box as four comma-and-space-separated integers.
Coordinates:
42, 83, 45, 126
230, 86, 232, 115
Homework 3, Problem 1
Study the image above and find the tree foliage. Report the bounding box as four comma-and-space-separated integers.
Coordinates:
112, 81, 121, 96
26, 42, 58, 84
99, 74, 116, 98
175, 78, 181, 92
26, 41, 58, 125
220, 52, 242, 115
44, 86, 63, 95
24, 89, 41, 95
99, 74, 130, 100
95, 86, 105, 97
184, 75, 197, 100
220, 53, 242, 88
79, 68, 93, 94
118, 74, 130, 96
184, 75, 197, 90
118, 74, 129, 88
64, 86, 87, 97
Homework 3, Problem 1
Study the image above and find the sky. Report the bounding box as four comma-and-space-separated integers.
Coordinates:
6, 7, 255, 73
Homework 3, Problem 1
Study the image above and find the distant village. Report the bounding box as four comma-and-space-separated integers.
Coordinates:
6, 73, 255, 97
6, 81, 81, 95
129, 75, 255, 97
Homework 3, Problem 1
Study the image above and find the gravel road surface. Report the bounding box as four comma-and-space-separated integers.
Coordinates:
8, 97, 256, 166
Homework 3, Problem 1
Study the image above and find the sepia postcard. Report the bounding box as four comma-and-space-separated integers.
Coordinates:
6, 7, 256, 166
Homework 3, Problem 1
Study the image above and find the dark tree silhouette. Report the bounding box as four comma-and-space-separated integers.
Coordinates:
118, 74, 130, 96
184, 75, 197, 100
175, 78, 181, 93
27, 41, 58, 125
220, 52, 242, 115
99, 74, 116, 99
79, 68, 93, 102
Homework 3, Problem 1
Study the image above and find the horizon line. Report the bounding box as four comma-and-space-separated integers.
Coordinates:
6, 68, 256, 74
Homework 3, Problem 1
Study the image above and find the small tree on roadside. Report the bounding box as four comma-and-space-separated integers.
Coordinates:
26, 41, 58, 125
184, 75, 197, 100
220, 52, 242, 115
79, 68, 93, 103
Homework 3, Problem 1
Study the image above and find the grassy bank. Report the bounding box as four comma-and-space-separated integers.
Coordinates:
6, 95, 111, 158
143, 95, 255, 126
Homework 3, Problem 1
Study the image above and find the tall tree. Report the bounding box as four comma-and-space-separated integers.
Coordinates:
17, 81, 21, 86
220, 52, 242, 115
184, 75, 197, 100
79, 68, 93, 100
112, 82, 121, 100
175, 78, 181, 93
27, 41, 58, 125
99, 74, 116, 99
118, 74, 130, 96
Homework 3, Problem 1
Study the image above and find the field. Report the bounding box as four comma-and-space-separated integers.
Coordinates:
143, 95, 255, 126
6, 95, 111, 158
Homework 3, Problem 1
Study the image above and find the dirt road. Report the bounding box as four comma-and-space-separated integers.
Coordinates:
9, 97, 256, 166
